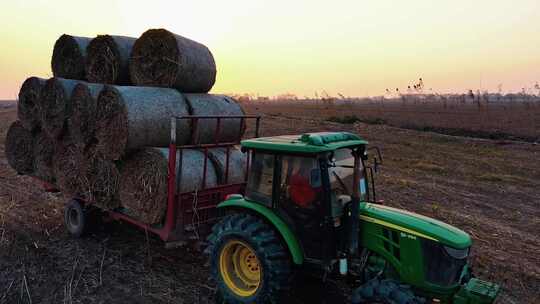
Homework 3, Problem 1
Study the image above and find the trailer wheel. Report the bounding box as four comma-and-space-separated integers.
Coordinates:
64, 199, 90, 238
206, 213, 292, 304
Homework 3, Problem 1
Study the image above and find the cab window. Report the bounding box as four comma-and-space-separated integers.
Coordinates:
280, 155, 321, 209
329, 148, 368, 201
245, 152, 274, 206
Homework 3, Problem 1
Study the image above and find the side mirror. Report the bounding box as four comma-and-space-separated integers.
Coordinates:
369, 146, 383, 173
368, 147, 383, 163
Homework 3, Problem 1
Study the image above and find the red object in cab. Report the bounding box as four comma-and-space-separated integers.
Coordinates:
289, 173, 320, 208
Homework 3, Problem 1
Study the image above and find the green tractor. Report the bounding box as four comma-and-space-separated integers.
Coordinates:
206, 132, 500, 303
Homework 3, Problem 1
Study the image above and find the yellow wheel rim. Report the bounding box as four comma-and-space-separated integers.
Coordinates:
219, 240, 261, 297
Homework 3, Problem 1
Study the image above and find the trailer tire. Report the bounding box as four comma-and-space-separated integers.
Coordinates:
64, 199, 91, 238
206, 213, 292, 304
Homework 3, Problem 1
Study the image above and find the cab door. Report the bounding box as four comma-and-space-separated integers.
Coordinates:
278, 155, 328, 260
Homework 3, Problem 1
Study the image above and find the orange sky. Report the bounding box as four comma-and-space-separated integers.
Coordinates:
0, 0, 539, 99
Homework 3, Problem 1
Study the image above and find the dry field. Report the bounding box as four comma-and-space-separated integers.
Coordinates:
252, 99, 540, 142
0, 101, 539, 303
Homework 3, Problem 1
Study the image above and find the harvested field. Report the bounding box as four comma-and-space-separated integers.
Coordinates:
254, 99, 540, 142
0, 104, 538, 303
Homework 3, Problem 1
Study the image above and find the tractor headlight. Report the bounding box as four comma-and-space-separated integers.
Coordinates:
444, 246, 469, 260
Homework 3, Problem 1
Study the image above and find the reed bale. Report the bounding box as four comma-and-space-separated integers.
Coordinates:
185, 94, 245, 144
171, 148, 219, 193
68, 83, 104, 147
130, 29, 216, 92
17, 77, 46, 131
119, 148, 218, 224
95, 85, 190, 160
51, 34, 92, 80
208, 147, 247, 184
5, 121, 34, 174
33, 130, 56, 183
53, 141, 85, 196
41, 78, 82, 139
80, 151, 120, 209
86, 35, 137, 84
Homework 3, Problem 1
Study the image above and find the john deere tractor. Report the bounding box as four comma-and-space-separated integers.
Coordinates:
206, 132, 500, 303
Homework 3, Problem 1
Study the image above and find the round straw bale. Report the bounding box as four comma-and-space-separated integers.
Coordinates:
130, 29, 216, 92
118, 148, 218, 224
68, 83, 104, 147
86, 35, 137, 84
53, 141, 85, 196
80, 151, 120, 209
33, 130, 56, 183
208, 147, 247, 184
170, 148, 218, 193
17, 77, 46, 131
41, 78, 83, 139
51, 34, 92, 80
5, 121, 34, 174
184, 94, 245, 144
95, 85, 190, 160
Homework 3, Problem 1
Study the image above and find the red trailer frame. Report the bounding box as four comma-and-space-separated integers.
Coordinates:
41, 115, 261, 247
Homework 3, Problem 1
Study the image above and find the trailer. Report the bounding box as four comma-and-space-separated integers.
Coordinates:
41, 114, 261, 247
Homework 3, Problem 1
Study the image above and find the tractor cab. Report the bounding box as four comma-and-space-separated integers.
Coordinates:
240, 132, 372, 260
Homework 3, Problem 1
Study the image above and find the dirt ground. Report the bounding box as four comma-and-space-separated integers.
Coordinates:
1, 102, 539, 303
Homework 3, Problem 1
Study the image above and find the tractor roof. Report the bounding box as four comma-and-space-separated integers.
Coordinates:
241, 132, 368, 154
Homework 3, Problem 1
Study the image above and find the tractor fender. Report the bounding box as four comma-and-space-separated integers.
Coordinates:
218, 199, 304, 265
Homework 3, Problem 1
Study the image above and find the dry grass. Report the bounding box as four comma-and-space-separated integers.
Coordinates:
250, 98, 540, 142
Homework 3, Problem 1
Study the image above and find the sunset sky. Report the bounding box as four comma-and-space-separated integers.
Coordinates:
0, 0, 539, 99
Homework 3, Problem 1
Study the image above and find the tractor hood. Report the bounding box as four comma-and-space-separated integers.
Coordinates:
359, 203, 471, 249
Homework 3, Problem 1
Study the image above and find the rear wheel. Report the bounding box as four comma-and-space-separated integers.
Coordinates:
206, 213, 292, 303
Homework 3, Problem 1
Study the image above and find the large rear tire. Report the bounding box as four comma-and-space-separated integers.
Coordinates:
206, 213, 292, 304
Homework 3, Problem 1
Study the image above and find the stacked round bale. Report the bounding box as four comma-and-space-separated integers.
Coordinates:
6, 28, 246, 225
8, 78, 56, 183
91, 86, 245, 222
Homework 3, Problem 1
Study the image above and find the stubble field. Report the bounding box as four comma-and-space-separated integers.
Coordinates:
0, 100, 539, 303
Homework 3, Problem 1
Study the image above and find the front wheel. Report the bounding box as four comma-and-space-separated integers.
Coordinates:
206, 213, 292, 304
